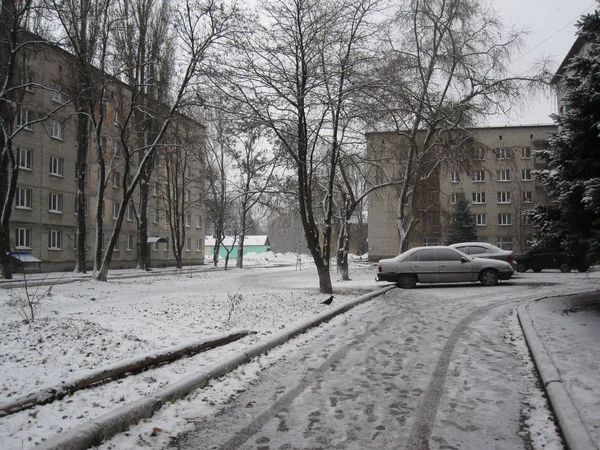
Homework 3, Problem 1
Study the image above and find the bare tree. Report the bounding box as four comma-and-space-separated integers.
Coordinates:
160, 117, 203, 268
92, 0, 238, 281
48, 0, 113, 274
215, 0, 382, 293
369, 0, 549, 252
0, 0, 67, 279
203, 106, 235, 267
113, 0, 174, 271
231, 126, 278, 268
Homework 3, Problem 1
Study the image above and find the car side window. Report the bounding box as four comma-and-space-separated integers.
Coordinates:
437, 249, 462, 261
455, 246, 467, 253
468, 246, 487, 255
418, 249, 439, 261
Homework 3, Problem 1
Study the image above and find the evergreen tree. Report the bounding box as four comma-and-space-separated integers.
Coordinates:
446, 197, 477, 244
532, 10, 600, 262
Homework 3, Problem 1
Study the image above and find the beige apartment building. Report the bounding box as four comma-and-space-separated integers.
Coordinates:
10, 41, 206, 272
366, 125, 557, 261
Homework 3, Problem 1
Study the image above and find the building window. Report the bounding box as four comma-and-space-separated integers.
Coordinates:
497, 191, 511, 204
498, 236, 513, 251
521, 169, 533, 181
476, 148, 486, 160
127, 235, 134, 251
48, 230, 63, 250
521, 147, 532, 159
15, 187, 32, 209
114, 141, 121, 159
50, 119, 65, 140
114, 109, 120, 126
472, 192, 486, 204
185, 238, 191, 251
185, 190, 191, 202
17, 109, 34, 130
497, 213, 512, 226
474, 214, 487, 226
114, 238, 120, 251
522, 191, 532, 203
127, 204, 134, 221
496, 169, 510, 182
523, 211, 533, 225
113, 171, 121, 188
153, 183, 159, 197
15, 228, 32, 249
471, 171, 485, 182
51, 83, 67, 103
153, 241, 159, 252
196, 238, 202, 252
17, 148, 33, 170
423, 213, 439, 227
49, 192, 63, 213
495, 148, 510, 160
185, 214, 191, 227
23, 71, 34, 92
50, 156, 64, 176
450, 172, 459, 183
113, 201, 120, 219
423, 237, 439, 246
196, 215, 202, 228
153, 208, 159, 223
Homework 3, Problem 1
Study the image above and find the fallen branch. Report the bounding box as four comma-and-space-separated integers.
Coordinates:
0, 329, 253, 416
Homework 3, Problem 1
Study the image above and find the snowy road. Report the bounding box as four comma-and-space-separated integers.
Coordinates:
172, 280, 575, 450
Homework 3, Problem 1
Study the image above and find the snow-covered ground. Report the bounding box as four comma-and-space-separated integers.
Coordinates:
0, 252, 378, 449
0, 253, 598, 450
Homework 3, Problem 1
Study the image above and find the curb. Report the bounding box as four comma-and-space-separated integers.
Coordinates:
37, 285, 396, 450
517, 302, 596, 450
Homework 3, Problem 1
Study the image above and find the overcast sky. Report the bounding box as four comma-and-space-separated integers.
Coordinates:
488, 0, 597, 126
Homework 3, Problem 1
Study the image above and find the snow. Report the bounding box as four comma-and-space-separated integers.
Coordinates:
0, 254, 598, 450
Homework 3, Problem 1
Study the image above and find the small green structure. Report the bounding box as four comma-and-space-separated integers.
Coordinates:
205, 235, 271, 259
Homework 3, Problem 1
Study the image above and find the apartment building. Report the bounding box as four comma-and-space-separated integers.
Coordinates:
10, 40, 206, 272
366, 125, 557, 261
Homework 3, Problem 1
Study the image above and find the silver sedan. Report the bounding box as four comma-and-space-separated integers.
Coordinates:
376, 246, 514, 288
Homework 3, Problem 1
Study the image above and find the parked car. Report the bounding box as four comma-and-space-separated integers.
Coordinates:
377, 246, 514, 288
514, 248, 592, 273
449, 242, 515, 266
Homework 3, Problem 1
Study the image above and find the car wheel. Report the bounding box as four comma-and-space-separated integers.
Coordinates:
577, 266, 590, 273
559, 263, 571, 273
480, 269, 499, 286
397, 274, 417, 289
516, 262, 527, 273
532, 267, 542, 273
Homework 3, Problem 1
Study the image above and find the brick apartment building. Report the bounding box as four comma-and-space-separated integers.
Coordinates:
10, 40, 206, 271
366, 125, 557, 261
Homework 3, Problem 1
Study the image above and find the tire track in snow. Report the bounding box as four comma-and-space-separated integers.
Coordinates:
403, 297, 521, 450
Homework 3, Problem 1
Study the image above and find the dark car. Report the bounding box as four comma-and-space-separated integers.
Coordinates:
514, 249, 592, 273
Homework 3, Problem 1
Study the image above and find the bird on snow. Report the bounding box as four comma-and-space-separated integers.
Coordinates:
321, 295, 334, 305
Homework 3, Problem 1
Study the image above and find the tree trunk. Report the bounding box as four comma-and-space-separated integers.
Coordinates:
0, 140, 18, 279
236, 207, 246, 268
137, 175, 150, 271
93, 157, 106, 271
74, 104, 89, 273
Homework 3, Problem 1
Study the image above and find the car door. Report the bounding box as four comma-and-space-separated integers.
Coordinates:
410, 249, 439, 282
438, 248, 473, 282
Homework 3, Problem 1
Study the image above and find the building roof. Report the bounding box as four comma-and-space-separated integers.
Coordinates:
551, 35, 586, 85
205, 235, 270, 247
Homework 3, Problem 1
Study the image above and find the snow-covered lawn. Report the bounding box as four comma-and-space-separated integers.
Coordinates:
0, 252, 378, 449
